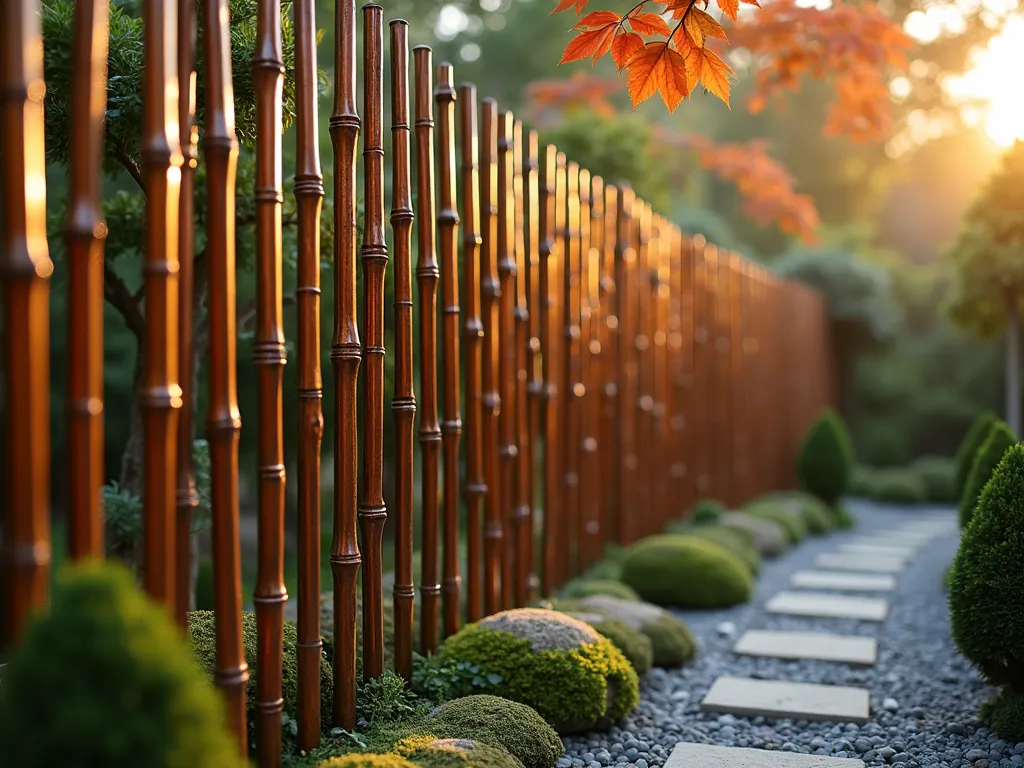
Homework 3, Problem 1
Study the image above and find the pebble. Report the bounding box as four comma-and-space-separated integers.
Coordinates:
884, 698, 901, 712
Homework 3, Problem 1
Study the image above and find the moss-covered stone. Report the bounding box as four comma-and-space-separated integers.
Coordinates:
620, 535, 753, 609
663, 522, 760, 575
742, 502, 807, 544
423, 695, 563, 768
563, 611, 653, 675
960, 420, 1017, 528
401, 739, 523, 768
188, 609, 334, 733
559, 579, 640, 601
0, 561, 244, 768
319, 755, 419, 768
797, 408, 855, 505
720, 511, 788, 557
431, 609, 639, 733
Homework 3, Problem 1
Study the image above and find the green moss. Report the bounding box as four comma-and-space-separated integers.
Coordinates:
982, 689, 1024, 741
949, 444, 1024, 690
719, 511, 789, 557
560, 579, 640, 601
851, 465, 877, 497
742, 502, 807, 543
911, 455, 957, 503
432, 621, 639, 733
870, 468, 928, 505
833, 503, 856, 529
689, 499, 725, 525
955, 410, 998, 500
797, 408, 854, 505
642, 614, 697, 666
579, 558, 622, 581
188, 609, 334, 733
0, 561, 244, 768
567, 613, 653, 675
319, 755, 419, 768
620, 534, 753, 608
423, 695, 563, 768
960, 420, 1016, 528
404, 739, 523, 768
667, 524, 760, 575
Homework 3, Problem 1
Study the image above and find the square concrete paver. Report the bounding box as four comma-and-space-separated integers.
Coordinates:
790, 570, 897, 592
734, 629, 877, 665
870, 529, 934, 544
766, 590, 889, 621
838, 543, 916, 559
815, 553, 906, 574
667, 742, 865, 768
701, 676, 871, 724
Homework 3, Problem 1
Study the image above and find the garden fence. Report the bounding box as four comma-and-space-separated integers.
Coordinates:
0, 0, 834, 765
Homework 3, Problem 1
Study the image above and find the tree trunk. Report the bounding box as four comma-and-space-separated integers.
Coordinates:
1006, 302, 1021, 437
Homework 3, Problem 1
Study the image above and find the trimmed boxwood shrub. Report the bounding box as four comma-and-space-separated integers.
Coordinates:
430, 609, 639, 733
870, 468, 928, 505
982, 689, 1024, 741
742, 502, 807, 543
960, 420, 1017, 528
689, 498, 725, 525
560, 579, 640, 601
955, 410, 999, 501
666, 523, 760, 575
911, 455, 957, 503
423, 695, 563, 768
797, 408, 854, 505
949, 443, 1024, 690
620, 534, 753, 608
188, 608, 335, 733
0, 561, 244, 768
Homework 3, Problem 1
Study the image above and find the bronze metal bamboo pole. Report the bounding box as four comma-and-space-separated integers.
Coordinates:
599, 184, 619, 546
679, 235, 696, 512
616, 189, 637, 544
652, 220, 669, 527
174, 0, 198, 624
538, 146, 561, 596
524, 130, 542, 602
497, 112, 517, 609
479, 98, 503, 613
578, 171, 600, 569
202, 0, 248, 747
390, 20, 416, 682
633, 202, 652, 536
512, 120, 531, 607
359, 3, 387, 682
668, 228, 688, 511
253, 0, 288, 755
713, 248, 732, 503
329, 0, 362, 728
414, 47, 442, 650
459, 84, 485, 623
0, 0, 53, 651
584, 176, 604, 563
66, 0, 109, 562
728, 255, 745, 504
435, 62, 462, 637
562, 162, 581, 577
691, 236, 711, 500
294, 0, 324, 745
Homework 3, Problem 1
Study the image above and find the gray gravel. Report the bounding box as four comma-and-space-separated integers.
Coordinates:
561, 500, 1007, 768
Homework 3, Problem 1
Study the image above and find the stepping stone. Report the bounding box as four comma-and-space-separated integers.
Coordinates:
838, 543, 916, 559
766, 590, 889, 621
791, 570, 896, 592
816, 553, 906, 574
701, 676, 871, 724
871, 529, 934, 543
667, 742, 865, 768
847, 536, 920, 552
734, 629, 877, 665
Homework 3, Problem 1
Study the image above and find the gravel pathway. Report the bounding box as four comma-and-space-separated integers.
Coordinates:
560, 500, 1014, 768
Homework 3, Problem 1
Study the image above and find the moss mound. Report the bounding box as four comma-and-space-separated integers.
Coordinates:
431, 609, 639, 733
960, 420, 1017, 528
720, 511, 788, 557
955, 410, 999, 501
871, 468, 928, 505
742, 502, 807, 543
982, 689, 1024, 741
689, 498, 725, 525
560, 579, 640, 601
949, 444, 1024, 691
797, 408, 854, 505
620, 534, 753, 608
665, 523, 760, 575
188, 608, 334, 733
911, 455, 957, 503
851, 466, 876, 497
319, 756, 419, 768
402, 738, 522, 768
423, 695, 563, 768
562, 611, 654, 675
758, 491, 836, 535
0, 561, 244, 768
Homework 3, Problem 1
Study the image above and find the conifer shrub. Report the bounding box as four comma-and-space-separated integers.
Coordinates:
689, 498, 725, 525
982, 689, 1024, 741
960, 420, 1017, 528
796, 408, 855, 505
955, 410, 998, 501
0, 561, 244, 768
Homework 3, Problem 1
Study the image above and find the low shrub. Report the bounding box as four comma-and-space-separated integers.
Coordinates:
955, 410, 999, 501
579, 558, 622, 581
742, 502, 807, 543
759, 491, 835, 535
560, 579, 640, 601
982, 689, 1024, 741
960, 420, 1017, 529
911, 455, 957, 503
719, 511, 788, 557
430, 609, 639, 733
833, 504, 856, 529
949, 444, 1024, 691
423, 695, 563, 768
870, 468, 928, 505
667, 523, 760, 575
620, 534, 753, 608
797, 408, 855, 505
689, 498, 725, 525
0, 561, 244, 768
850, 465, 877, 497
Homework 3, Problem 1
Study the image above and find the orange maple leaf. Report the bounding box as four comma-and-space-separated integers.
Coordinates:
665, 0, 694, 20
560, 25, 618, 64
628, 11, 673, 36
625, 42, 691, 112
553, 0, 590, 13
684, 45, 734, 105
575, 10, 621, 28
611, 31, 646, 70
716, 0, 740, 21
684, 7, 728, 47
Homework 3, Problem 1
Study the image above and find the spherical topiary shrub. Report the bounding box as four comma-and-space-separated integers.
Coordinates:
960, 420, 1017, 529
423, 695, 563, 768
797, 407, 855, 505
320, 755, 419, 768
720, 511, 788, 557
911, 455, 957, 503
620, 534, 753, 609
870, 468, 928, 505
563, 611, 654, 675
982, 689, 1024, 741
689, 498, 725, 525
431, 609, 639, 733
0, 561, 244, 768
575, 594, 697, 667
742, 502, 807, 544
402, 738, 522, 768
955, 410, 999, 501
559, 578, 640, 601
188, 608, 334, 733
949, 444, 1024, 690
668, 524, 760, 576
